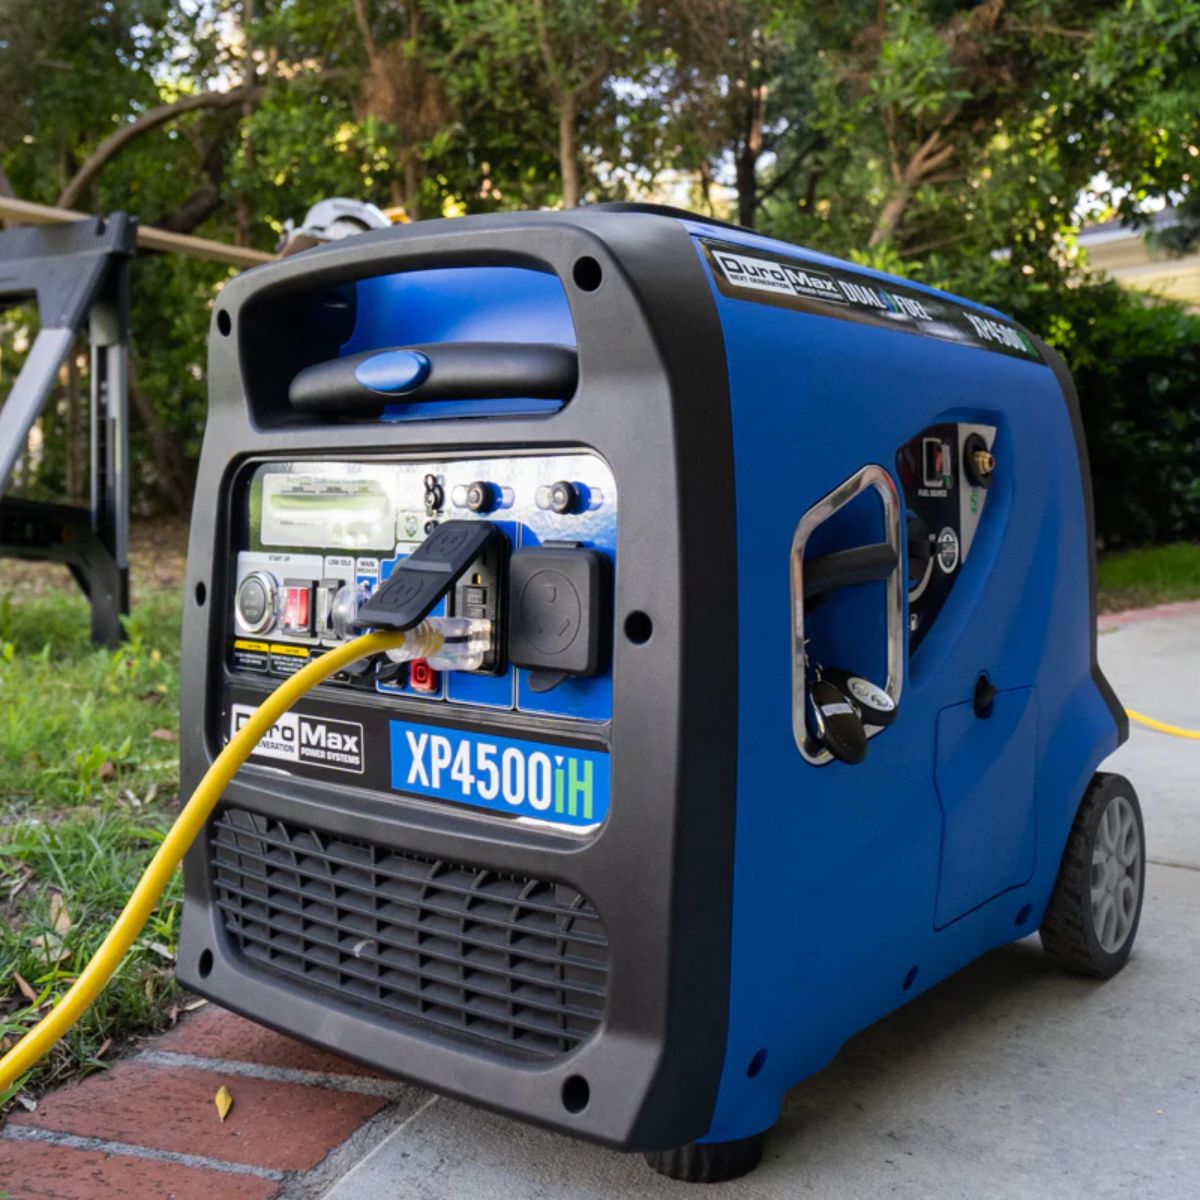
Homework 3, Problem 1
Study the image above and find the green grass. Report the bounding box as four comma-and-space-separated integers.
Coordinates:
1097, 542, 1200, 613
0, 587, 183, 1115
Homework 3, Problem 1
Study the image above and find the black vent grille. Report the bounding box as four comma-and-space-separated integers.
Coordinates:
211, 808, 607, 1060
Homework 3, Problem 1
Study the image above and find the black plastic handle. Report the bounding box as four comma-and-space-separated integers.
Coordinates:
803, 543, 898, 600
289, 341, 578, 416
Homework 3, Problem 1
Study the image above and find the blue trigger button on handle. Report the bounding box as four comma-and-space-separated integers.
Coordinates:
354, 349, 431, 395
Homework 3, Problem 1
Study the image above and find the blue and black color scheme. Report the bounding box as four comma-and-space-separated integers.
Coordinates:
177, 204, 1129, 1179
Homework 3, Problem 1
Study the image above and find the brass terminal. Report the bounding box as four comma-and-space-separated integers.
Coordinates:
971, 449, 995, 480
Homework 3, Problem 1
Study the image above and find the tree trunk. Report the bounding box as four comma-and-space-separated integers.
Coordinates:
557, 95, 579, 209
735, 148, 757, 228
868, 185, 912, 247
735, 80, 768, 229
0, 160, 14, 230
57, 86, 265, 211
235, 0, 257, 247
402, 148, 422, 220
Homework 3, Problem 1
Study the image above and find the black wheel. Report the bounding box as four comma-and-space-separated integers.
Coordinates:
1040, 772, 1145, 978
644, 1133, 765, 1183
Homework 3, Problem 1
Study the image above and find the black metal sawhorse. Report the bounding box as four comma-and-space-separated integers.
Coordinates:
0, 215, 136, 646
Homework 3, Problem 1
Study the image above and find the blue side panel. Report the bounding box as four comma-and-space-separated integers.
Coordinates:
691, 233, 1120, 1142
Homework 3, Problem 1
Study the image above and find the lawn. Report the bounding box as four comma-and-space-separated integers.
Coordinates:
1097, 542, 1200, 613
0, 582, 185, 1117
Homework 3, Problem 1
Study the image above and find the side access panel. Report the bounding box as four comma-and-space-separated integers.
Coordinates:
934, 686, 1038, 928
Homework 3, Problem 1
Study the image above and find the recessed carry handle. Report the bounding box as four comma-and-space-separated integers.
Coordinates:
288, 341, 579, 417
791, 465, 905, 766
802, 543, 898, 600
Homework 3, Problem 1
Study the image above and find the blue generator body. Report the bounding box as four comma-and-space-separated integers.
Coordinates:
177, 205, 1130, 1178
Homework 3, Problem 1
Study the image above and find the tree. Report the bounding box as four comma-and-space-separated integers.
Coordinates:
654, 0, 835, 228
1079, 0, 1200, 254
445, 0, 641, 208
350, 0, 453, 218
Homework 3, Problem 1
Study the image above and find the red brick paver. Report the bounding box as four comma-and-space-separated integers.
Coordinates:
8, 1060, 386, 1172
0, 1139, 279, 1200
157, 1005, 384, 1077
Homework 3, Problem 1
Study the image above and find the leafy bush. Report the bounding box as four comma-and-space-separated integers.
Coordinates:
947, 262, 1200, 548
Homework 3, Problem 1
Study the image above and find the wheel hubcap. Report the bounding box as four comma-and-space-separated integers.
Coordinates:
1091, 794, 1142, 953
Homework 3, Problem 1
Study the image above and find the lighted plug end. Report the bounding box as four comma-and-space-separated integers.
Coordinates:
383, 616, 493, 672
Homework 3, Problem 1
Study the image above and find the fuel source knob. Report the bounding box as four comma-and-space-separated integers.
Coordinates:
235, 571, 278, 634
464, 480, 496, 513
537, 480, 580, 515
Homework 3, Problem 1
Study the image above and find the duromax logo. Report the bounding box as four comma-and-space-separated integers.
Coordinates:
231, 704, 364, 773
713, 248, 847, 305
389, 720, 610, 829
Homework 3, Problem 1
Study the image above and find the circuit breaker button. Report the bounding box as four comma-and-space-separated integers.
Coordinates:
410, 660, 438, 692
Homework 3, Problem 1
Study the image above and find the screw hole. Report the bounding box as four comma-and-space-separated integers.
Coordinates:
216, 309, 232, 337
572, 256, 602, 292
1016, 903, 1032, 927
561, 1074, 590, 1114
624, 611, 652, 644
194, 581, 207, 607
198, 949, 214, 979
746, 1048, 768, 1078
902, 965, 919, 992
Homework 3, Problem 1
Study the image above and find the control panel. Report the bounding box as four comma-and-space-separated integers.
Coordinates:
896, 421, 996, 651
227, 452, 616, 723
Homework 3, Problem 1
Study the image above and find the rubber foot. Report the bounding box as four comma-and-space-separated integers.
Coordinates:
643, 1132, 765, 1183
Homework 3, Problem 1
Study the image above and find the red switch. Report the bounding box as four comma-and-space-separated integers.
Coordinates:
281, 581, 314, 635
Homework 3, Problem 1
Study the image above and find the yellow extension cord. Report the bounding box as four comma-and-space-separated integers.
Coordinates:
0, 629, 407, 1094
0, 629, 1195, 1093
1126, 709, 1200, 741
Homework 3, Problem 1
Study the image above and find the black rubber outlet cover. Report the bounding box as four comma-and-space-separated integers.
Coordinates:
354, 520, 499, 631
507, 545, 604, 677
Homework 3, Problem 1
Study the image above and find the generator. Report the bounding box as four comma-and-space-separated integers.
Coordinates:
177, 205, 1143, 1182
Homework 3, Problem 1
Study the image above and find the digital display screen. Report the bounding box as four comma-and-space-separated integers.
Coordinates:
260, 472, 395, 550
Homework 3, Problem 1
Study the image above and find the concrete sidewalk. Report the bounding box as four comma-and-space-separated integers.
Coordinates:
2, 611, 1196, 1198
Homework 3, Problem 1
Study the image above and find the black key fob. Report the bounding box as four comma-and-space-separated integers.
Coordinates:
809, 678, 868, 765
821, 667, 897, 728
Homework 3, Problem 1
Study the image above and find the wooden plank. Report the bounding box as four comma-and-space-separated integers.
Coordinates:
0, 195, 274, 269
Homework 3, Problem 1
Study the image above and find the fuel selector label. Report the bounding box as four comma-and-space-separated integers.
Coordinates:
389, 720, 610, 829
